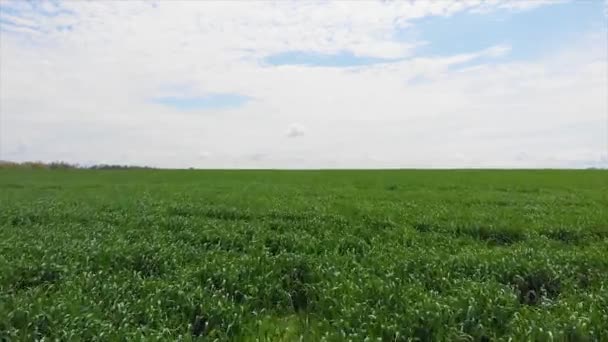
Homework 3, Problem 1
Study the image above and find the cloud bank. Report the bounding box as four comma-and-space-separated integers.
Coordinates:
0, 0, 606, 168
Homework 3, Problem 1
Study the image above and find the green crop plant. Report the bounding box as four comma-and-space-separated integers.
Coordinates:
1, 169, 607, 340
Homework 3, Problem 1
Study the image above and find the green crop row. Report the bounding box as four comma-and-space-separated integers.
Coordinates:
1, 169, 607, 340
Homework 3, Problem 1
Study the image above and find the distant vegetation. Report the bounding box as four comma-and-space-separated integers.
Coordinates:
0, 169, 607, 340
0, 160, 154, 170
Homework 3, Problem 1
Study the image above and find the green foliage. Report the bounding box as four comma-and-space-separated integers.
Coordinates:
0, 160, 154, 170
0, 169, 607, 340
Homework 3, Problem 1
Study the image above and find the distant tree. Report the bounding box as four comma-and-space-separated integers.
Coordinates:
0, 160, 155, 170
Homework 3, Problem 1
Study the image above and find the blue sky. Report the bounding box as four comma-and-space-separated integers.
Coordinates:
0, 0, 72, 21
166, 0, 606, 110
262, 1, 605, 68
404, 0, 605, 60
0, 0, 606, 168
153, 94, 251, 111
264, 51, 401, 67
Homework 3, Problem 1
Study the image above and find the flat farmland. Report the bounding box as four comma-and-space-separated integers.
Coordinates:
1, 170, 607, 341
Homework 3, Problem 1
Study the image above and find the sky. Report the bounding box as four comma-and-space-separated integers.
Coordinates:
0, 0, 606, 169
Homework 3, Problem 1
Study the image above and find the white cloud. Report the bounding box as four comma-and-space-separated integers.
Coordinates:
286, 124, 306, 138
0, 0, 606, 168
472, 0, 565, 13
484, 45, 511, 57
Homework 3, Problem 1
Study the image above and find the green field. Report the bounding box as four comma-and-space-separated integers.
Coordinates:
1, 169, 607, 341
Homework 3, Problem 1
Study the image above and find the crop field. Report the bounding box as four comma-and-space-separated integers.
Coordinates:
1, 169, 607, 341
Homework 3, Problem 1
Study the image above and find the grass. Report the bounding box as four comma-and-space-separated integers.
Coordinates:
0, 169, 607, 340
